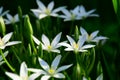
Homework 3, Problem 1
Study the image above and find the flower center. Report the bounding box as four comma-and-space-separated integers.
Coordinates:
45, 9, 51, 15
0, 37, 4, 46
48, 68, 55, 75
47, 45, 52, 51
71, 13, 76, 20
73, 42, 79, 49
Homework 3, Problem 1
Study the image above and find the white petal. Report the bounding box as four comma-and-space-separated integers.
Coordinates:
0, 7, 3, 14
66, 35, 75, 47
1, 10, 9, 16
89, 14, 99, 17
28, 68, 46, 74
78, 35, 86, 48
38, 57, 50, 71
83, 76, 87, 80
29, 72, 41, 80
51, 49, 60, 53
56, 64, 73, 73
20, 62, 28, 77
53, 6, 66, 13
32, 35, 40, 45
51, 55, 61, 70
41, 75, 51, 80
42, 34, 50, 46
61, 9, 71, 16
79, 5, 86, 13
53, 73, 65, 78
51, 32, 62, 47
6, 13, 13, 21
36, 0, 46, 11
87, 9, 96, 15
0, 61, 5, 66
14, 14, 19, 22
0, 51, 8, 61
4, 19, 11, 24
80, 27, 88, 35
5, 41, 21, 47
71, 6, 79, 15
2, 32, 13, 43
93, 36, 108, 42
79, 50, 88, 52
81, 44, 95, 50
50, 13, 58, 17
96, 73, 103, 80
90, 30, 99, 39
64, 48, 74, 51
59, 42, 72, 48
48, 1, 54, 11
0, 46, 5, 49
5, 72, 20, 80
39, 14, 47, 19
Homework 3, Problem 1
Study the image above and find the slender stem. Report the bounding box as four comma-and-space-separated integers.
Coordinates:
0, 49, 15, 72
87, 48, 95, 74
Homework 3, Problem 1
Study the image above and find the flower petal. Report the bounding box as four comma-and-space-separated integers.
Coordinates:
32, 35, 40, 45
51, 32, 62, 48
28, 68, 46, 74
51, 55, 61, 70
2, 32, 13, 43
48, 1, 54, 11
42, 34, 50, 46
41, 75, 51, 80
5, 41, 21, 47
5, 72, 20, 80
53, 73, 65, 78
14, 14, 19, 22
90, 30, 99, 39
93, 36, 108, 42
51, 49, 60, 53
38, 57, 50, 71
36, 0, 46, 11
81, 44, 95, 50
80, 27, 88, 35
56, 64, 73, 73
6, 13, 13, 21
53, 6, 66, 13
0, 51, 8, 61
66, 35, 75, 47
29, 72, 42, 80
61, 9, 71, 16
39, 14, 47, 19
20, 62, 28, 77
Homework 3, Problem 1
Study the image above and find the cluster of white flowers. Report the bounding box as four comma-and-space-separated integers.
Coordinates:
31, 0, 99, 21
32, 27, 107, 53
5, 55, 73, 80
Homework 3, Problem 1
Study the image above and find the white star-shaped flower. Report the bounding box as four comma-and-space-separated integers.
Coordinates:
80, 27, 108, 43
31, 0, 66, 19
59, 6, 81, 21
5, 62, 40, 80
59, 35, 95, 53
78, 5, 99, 19
4, 13, 19, 24
32, 32, 62, 53
0, 32, 21, 49
28, 55, 73, 80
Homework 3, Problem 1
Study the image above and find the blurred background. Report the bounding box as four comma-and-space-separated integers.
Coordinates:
0, 0, 120, 80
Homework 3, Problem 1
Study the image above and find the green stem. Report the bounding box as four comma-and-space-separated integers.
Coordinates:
0, 49, 15, 72
87, 48, 95, 74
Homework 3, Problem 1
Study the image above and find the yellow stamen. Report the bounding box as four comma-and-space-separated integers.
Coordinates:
48, 68, 55, 75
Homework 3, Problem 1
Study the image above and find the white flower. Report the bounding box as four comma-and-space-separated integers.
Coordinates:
59, 6, 81, 21
78, 5, 99, 19
28, 55, 73, 80
5, 62, 40, 80
0, 32, 21, 49
59, 35, 95, 53
32, 32, 62, 53
31, 0, 66, 19
0, 7, 9, 16
80, 27, 108, 43
0, 51, 8, 66
4, 13, 19, 24
96, 73, 103, 80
